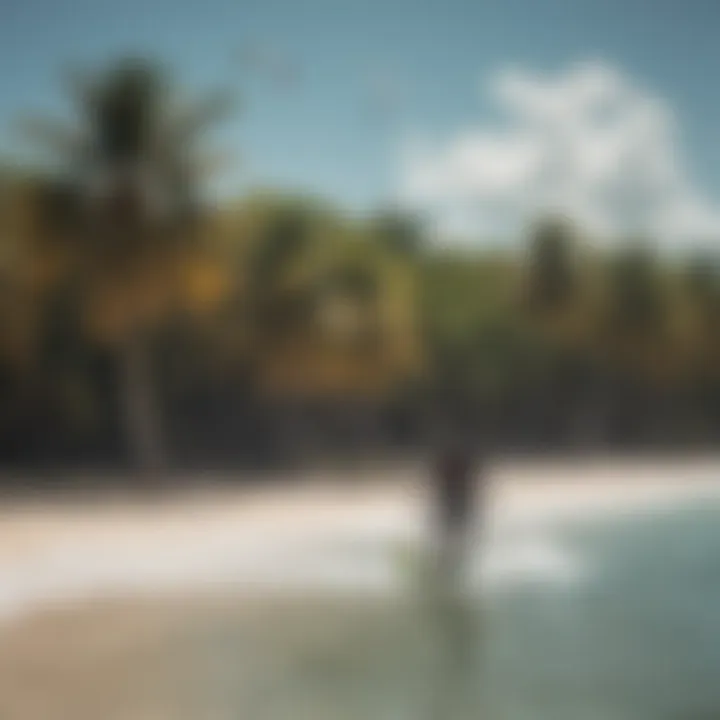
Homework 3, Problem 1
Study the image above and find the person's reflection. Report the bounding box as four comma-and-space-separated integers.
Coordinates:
423, 588, 484, 720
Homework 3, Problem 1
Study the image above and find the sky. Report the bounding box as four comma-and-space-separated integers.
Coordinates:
2, 0, 720, 246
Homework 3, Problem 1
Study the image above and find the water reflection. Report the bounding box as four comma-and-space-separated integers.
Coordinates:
422, 586, 484, 720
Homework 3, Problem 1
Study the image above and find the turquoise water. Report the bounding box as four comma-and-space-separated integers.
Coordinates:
195, 497, 720, 720
484, 500, 720, 720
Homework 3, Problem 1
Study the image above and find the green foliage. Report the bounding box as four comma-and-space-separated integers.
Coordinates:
525, 216, 577, 314
370, 209, 424, 256
4, 57, 720, 466
604, 243, 665, 339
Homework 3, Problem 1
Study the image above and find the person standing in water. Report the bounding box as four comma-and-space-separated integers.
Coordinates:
431, 432, 482, 584
423, 418, 487, 720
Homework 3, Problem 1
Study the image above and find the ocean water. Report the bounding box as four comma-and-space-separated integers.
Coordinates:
481, 498, 720, 720
192, 495, 720, 720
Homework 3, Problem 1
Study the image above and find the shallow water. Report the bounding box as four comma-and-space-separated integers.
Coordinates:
186, 496, 720, 720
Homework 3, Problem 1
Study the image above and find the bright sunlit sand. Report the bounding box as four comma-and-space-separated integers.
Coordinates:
1, 459, 719, 622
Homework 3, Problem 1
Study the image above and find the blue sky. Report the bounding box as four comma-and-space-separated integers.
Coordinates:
3, 0, 720, 241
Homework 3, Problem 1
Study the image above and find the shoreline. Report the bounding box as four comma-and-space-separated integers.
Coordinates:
0, 458, 719, 626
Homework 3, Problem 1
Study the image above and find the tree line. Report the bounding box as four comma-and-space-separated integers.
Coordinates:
0, 57, 719, 478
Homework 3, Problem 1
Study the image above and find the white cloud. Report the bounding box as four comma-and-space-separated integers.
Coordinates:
398, 60, 720, 246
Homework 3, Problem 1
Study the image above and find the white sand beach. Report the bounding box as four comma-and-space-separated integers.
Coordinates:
1, 458, 719, 620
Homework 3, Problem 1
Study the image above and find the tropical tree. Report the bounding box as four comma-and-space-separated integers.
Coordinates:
215, 194, 421, 456
0, 173, 38, 369
524, 216, 578, 319
598, 242, 669, 441
681, 252, 720, 434
0, 173, 41, 442
520, 216, 589, 444
370, 208, 424, 257
602, 243, 666, 364
24, 58, 232, 474
684, 252, 720, 353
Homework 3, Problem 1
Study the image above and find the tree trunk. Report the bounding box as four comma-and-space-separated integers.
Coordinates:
120, 335, 166, 478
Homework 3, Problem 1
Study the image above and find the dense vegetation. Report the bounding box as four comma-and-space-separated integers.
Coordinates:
1, 58, 719, 475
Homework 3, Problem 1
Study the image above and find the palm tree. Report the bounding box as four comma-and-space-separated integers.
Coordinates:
522, 216, 582, 446
685, 252, 720, 331
601, 242, 667, 443
25, 58, 232, 475
240, 196, 422, 457
683, 252, 720, 437
370, 209, 424, 256
524, 216, 577, 318
0, 174, 40, 437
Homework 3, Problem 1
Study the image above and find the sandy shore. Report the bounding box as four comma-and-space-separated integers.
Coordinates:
1, 458, 719, 613
3, 457, 719, 546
